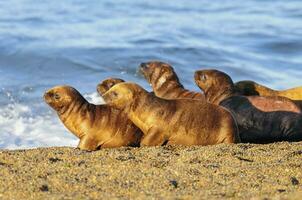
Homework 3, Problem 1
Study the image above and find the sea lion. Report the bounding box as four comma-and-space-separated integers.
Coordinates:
235, 80, 302, 109
97, 78, 125, 95
102, 82, 240, 146
139, 61, 205, 100
195, 69, 302, 143
44, 85, 142, 151
235, 80, 302, 100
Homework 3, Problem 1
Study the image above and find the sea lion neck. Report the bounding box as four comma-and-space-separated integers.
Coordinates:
127, 91, 172, 132
59, 94, 88, 121
205, 84, 236, 105
152, 76, 185, 98
128, 90, 150, 113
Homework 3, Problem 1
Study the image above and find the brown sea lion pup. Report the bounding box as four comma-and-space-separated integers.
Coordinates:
195, 69, 302, 143
102, 82, 240, 146
44, 85, 142, 151
235, 80, 302, 100
235, 80, 302, 109
97, 78, 125, 95
139, 61, 205, 100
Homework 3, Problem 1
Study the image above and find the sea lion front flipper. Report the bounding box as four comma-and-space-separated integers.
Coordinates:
77, 135, 99, 151
140, 127, 167, 146
101, 139, 127, 148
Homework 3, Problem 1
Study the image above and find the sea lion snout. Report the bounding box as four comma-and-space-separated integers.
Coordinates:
43, 90, 53, 103
43, 89, 60, 104
194, 71, 208, 90
194, 71, 204, 82
140, 62, 148, 69
96, 83, 104, 95
139, 62, 150, 77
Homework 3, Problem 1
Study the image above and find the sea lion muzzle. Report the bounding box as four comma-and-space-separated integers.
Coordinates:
194, 71, 207, 89
139, 62, 149, 77
43, 91, 53, 104
140, 62, 148, 69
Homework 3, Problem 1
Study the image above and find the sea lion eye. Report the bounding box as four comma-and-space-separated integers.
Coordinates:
54, 93, 60, 100
111, 91, 118, 98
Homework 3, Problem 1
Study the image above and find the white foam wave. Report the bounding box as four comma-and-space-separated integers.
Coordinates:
0, 92, 106, 150
84, 92, 105, 105
0, 103, 78, 150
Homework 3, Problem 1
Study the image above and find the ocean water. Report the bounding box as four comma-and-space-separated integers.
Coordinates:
1, 0, 302, 149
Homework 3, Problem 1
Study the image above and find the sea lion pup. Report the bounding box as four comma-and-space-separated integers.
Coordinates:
139, 61, 205, 100
195, 69, 302, 143
44, 85, 142, 151
235, 80, 302, 100
102, 82, 240, 146
97, 78, 125, 95
235, 80, 302, 109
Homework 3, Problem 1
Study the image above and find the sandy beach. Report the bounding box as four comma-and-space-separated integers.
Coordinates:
0, 142, 301, 199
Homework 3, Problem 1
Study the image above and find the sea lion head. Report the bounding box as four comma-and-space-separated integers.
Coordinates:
235, 80, 259, 96
139, 61, 183, 88
44, 85, 83, 113
97, 78, 125, 95
194, 69, 235, 104
103, 82, 146, 110
195, 69, 234, 92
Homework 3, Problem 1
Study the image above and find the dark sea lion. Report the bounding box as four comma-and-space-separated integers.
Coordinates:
97, 78, 125, 95
102, 82, 240, 146
235, 80, 302, 109
139, 61, 205, 100
44, 85, 142, 151
195, 69, 302, 143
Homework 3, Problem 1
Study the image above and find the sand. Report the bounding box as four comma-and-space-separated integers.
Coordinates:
0, 142, 301, 200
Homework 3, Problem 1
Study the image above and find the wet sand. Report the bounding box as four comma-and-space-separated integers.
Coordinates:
0, 142, 301, 200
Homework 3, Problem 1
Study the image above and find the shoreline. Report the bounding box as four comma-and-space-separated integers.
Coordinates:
0, 142, 301, 199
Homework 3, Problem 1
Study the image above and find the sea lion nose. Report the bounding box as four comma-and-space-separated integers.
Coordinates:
43, 90, 53, 101
43, 92, 50, 102
194, 72, 200, 80
140, 62, 148, 69
96, 83, 102, 92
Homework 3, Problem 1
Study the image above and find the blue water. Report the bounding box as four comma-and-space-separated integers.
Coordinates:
1, 0, 302, 149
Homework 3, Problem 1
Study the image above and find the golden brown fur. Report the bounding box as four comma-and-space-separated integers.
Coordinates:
44, 85, 142, 151
103, 82, 240, 146
139, 61, 205, 100
235, 80, 302, 100
97, 78, 125, 95
235, 80, 302, 109
195, 70, 301, 113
